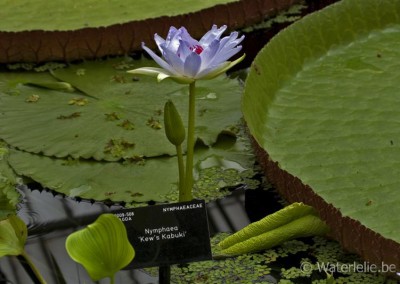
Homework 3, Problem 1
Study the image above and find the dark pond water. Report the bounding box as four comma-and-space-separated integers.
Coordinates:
0, 180, 283, 284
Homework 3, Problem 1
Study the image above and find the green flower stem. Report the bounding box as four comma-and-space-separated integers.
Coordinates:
110, 274, 115, 284
182, 81, 196, 202
176, 144, 185, 201
20, 250, 47, 284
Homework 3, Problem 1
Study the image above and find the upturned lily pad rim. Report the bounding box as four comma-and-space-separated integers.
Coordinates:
0, 0, 302, 63
243, 0, 400, 268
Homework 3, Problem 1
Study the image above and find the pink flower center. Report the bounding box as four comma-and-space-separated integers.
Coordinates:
190, 45, 204, 54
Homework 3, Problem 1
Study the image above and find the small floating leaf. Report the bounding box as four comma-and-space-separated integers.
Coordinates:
117, 119, 135, 130
0, 215, 27, 257
57, 112, 81, 120
65, 214, 135, 281
68, 97, 88, 106
75, 69, 86, 76
103, 138, 135, 158
146, 117, 162, 130
104, 112, 121, 121
25, 94, 40, 103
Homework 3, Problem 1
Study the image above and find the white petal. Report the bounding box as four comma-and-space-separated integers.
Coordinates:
196, 54, 245, 80
210, 46, 242, 66
199, 25, 227, 46
177, 39, 192, 60
166, 28, 182, 53
154, 34, 165, 53
179, 27, 200, 47
142, 44, 177, 75
195, 62, 228, 79
162, 46, 185, 74
183, 52, 202, 77
127, 67, 172, 77
199, 39, 219, 69
166, 26, 178, 42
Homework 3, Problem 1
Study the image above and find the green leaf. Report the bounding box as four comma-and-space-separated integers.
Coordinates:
218, 202, 317, 249
65, 214, 135, 281
0, 142, 19, 220
0, 57, 255, 203
0, 215, 27, 257
0, 0, 239, 32
0, 58, 242, 161
219, 215, 329, 256
243, 0, 400, 250
8, 132, 254, 204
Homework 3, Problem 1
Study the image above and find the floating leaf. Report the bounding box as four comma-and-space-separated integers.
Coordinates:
0, 58, 242, 161
243, 0, 400, 263
65, 214, 135, 281
0, 215, 27, 257
0, 142, 19, 220
8, 132, 254, 204
0, 0, 239, 32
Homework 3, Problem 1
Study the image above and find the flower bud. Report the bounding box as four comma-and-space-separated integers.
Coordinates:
164, 100, 185, 146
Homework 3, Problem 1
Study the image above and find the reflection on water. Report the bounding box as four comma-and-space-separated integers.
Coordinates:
1, 181, 276, 284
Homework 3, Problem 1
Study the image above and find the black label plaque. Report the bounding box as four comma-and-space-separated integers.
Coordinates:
113, 200, 212, 269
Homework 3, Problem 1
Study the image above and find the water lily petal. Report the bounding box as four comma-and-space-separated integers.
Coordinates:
197, 54, 245, 80
177, 39, 193, 60
210, 46, 243, 66
154, 34, 165, 53
184, 52, 202, 77
195, 62, 229, 80
199, 25, 227, 46
199, 39, 220, 69
166, 28, 182, 53
179, 27, 201, 48
217, 33, 244, 54
127, 67, 172, 78
161, 45, 185, 74
166, 26, 178, 42
142, 44, 177, 75
157, 73, 195, 84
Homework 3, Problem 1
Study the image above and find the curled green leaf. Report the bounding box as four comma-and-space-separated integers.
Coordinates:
219, 202, 316, 249
218, 203, 329, 256
65, 213, 135, 281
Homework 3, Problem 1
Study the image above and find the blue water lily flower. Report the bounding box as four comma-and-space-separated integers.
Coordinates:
128, 25, 245, 83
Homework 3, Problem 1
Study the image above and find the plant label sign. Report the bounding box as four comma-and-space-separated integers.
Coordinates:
113, 200, 212, 269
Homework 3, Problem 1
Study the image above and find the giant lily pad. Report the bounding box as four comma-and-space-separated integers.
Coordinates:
0, 58, 241, 161
8, 134, 254, 204
243, 0, 400, 267
0, 57, 255, 204
0, 0, 300, 62
0, 0, 239, 31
